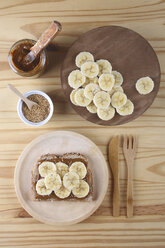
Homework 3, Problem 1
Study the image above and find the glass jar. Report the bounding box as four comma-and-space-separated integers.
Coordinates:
8, 39, 47, 78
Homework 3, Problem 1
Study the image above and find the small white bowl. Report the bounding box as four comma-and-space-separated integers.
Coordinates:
17, 90, 54, 127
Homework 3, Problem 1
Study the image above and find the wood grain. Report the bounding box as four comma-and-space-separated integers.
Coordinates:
0, 0, 165, 247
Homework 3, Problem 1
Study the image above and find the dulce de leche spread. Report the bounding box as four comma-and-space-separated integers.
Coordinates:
11, 41, 40, 72
8, 39, 47, 77
32, 153, 93, 201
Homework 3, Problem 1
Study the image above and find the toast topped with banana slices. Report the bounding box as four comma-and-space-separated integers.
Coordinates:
32, 153, 93, 201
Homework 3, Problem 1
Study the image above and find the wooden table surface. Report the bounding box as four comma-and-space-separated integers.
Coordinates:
0, 0, 165, 247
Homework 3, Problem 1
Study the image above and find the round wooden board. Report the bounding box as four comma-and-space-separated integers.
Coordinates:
61, 26, 160, 126
14, 131, 109, 225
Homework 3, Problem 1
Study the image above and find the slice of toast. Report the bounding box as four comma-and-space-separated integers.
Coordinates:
32, 153, 93, 201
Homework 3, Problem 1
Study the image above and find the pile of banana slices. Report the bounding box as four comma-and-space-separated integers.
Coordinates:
68, 52, 155, 121
36, 160, 90, 199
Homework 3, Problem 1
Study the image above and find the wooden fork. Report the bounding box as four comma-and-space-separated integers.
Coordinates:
123, 135, 136, 218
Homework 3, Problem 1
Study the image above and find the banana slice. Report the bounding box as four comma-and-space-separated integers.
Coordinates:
81, 61, 99, 78
56, 162, 69, 178
38, 161, 56, 178
93, 91, 111, 109
72, 180, 89, 198
54, 185, 71, 199
85, 76, 98, 85
63, 172, 80, 190
86, 101, 97, 113
82, 77, 99, 88
112, 71, 123, 87
96, 59, 112, 76
84, 83, 100, 100
36, 178, 52, 196
109, 86, 124, 97
75, 52, 94, 68
70, 89, 78, 105
69, 162, 87, 179
116, 99, 134, 116
98, 73, 115, 91
68, 70, 86, 89
88, 77, 99, 84
74, 88, 91, 106
136, 76, 154, 95
97, 105, 115, 121
111, 92, 127, 108
45, 173, 62, 190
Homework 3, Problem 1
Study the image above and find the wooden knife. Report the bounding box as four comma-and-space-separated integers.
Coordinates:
108, 136, 120, 217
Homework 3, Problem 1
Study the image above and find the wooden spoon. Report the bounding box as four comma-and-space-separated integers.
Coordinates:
23, 21, 62, 65
8, 84, 37, 110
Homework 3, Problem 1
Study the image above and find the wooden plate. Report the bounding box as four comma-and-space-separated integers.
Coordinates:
61, 26, 160, 126
14, 131, 109, 225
